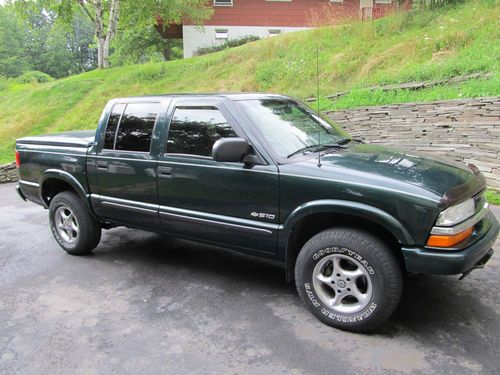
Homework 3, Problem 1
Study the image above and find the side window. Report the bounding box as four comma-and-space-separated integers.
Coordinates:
104, 103, 125, 149
166, 107, 237, 157
114, 102, 160, 152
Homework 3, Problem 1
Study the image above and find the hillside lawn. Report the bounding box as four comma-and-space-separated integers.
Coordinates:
0, 0, 499, 203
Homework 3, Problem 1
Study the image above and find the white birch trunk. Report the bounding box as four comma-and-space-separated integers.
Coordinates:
102, 0, 120, 68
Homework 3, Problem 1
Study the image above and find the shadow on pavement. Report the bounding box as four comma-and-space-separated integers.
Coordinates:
92, 227, 497, 338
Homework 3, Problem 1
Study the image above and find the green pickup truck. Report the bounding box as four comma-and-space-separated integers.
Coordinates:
15, 93, 498, 332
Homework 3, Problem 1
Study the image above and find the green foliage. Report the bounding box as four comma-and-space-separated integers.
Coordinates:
486, 190, 500, 206
24, 0, 213, 69
2, 1, 97, 79
415, 0, 466, 9
111, 0, 213, 66
120, 0, 213, 29
0, 0, 498, 165
0, 7, 30, 78
15, 71, 55, 84
196, 36, 261, 56
0, 76, 9, 91
111, 26, 183, 66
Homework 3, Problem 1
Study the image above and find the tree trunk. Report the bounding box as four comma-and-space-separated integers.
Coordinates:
97, 37, 105, 68
162, 45, 171, 61
102, 38, 111, 68
102, 0, 120, 68
94, 0, 105, 69
83, 0, 119, 69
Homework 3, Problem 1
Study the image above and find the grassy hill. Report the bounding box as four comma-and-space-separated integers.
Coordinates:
0, 0, 498, 164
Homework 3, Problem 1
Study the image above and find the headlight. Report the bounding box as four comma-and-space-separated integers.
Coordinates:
436, 198, 475, 227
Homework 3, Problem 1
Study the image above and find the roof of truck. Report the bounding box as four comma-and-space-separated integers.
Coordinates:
111, 93, 293, 102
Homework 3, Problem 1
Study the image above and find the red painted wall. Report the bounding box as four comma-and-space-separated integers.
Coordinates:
184, 0, 403, 27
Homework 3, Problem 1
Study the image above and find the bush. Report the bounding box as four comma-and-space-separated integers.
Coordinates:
196, 35, 260, 56
0, 75, 9, 91
15, 71, 55, 84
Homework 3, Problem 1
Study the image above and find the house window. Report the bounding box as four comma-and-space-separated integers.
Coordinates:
268, 29, 281, 37
214, 0, 233, 6
215, 29, 228, 40
375, 0, 392, 3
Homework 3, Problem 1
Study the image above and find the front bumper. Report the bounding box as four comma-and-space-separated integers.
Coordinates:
402, 210, 499, 275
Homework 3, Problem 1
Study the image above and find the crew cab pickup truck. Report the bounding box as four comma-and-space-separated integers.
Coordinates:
15, 93, 498, 332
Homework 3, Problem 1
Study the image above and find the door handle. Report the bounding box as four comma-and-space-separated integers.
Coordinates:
158, 166, 172, 178
97, 161, 108, 171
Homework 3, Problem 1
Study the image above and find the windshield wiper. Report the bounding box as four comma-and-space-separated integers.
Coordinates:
286, 143, 346, 159
286, 145, 324, 159
335, 138, 352, 145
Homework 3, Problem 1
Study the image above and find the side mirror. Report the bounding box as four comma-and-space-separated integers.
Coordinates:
212, 137, 251, 163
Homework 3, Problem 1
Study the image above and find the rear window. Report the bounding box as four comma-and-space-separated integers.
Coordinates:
104, 102, 160, 152
104, 103, 125, 149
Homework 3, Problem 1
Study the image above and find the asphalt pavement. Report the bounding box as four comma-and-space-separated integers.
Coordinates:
0, 182, 499, 375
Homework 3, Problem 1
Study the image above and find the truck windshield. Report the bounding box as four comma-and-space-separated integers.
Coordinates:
237, 99, 348, 159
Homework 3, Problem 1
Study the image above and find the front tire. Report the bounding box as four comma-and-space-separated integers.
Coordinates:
49, 191, 101, 255
295, 228, 403, 332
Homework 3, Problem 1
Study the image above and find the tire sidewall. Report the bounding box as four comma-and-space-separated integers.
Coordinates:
49, 193, 87, 253
296, 230, 400, 331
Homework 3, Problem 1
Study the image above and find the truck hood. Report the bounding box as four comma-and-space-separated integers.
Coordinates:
16, 130, 95, 148
285, 143, 485, 206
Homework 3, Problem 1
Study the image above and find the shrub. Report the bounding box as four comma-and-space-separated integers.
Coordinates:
196, 35, 260, 56
15, 71, 55, 84
0, 75, 8, 91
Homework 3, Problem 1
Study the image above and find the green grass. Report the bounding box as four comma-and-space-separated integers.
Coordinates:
0, 0, 499, 164
318, 76, 500, 111
486, 190, 500, 206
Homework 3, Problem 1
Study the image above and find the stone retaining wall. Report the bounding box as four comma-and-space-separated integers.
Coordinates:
0, 162, 17, 183
324, 97, 500, 189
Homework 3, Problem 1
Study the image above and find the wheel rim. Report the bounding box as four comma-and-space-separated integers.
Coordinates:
312, 254, 373, 314
54, 205, 79, 244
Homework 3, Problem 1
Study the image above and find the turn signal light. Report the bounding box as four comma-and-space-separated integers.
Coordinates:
427, 227, 473, 248
15, 150, 20, 168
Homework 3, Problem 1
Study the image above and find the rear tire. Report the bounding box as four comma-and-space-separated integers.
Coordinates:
49, 191, 101, 255
295, 228, 403, 332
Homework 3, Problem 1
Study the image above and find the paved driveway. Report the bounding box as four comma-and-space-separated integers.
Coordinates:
0, 182, 499, 374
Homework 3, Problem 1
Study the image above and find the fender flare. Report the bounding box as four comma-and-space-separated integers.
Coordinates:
281, 199, 414, 276
38, 169, 90, 209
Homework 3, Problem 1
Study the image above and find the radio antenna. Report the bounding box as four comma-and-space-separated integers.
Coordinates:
316, 44, 322, 168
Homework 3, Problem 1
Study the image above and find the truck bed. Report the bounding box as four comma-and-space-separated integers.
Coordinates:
17, 130, 95, 148
16, 130, 95, 207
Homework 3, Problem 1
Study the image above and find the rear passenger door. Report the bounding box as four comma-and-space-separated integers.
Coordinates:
92, 101, 164, 230
157, 98, 280, 255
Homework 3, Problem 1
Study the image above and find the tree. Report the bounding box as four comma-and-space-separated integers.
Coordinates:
22, 0, 212, 69
117, 0, 212, 63
13, 0, 97, 77
0, 7, 31, 77
110, 23, 183, 66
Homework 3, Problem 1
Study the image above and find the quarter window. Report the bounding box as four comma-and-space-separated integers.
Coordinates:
104, 103, 125, 149
167, 107, 237, 157
114, 102, 160, 152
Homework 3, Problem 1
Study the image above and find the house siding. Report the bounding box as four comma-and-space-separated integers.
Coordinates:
186, 0, 361, 27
